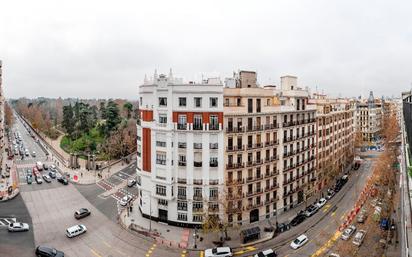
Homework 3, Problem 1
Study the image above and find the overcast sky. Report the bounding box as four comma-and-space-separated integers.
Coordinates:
1, 0, 412, 99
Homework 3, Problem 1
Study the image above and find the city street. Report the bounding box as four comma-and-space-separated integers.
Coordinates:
1, 114, 384, 257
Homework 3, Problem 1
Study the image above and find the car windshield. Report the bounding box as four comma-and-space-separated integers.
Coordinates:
212, 248, 218, 254
293, 238, 301, 244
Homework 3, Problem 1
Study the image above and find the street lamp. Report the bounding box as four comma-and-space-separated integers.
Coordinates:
193, 227, 198, 249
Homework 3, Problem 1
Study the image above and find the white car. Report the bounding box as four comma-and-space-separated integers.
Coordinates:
316, 198, 327, 208
8, 222, 30, 232
290, 234, 308, 249
66, 224, 87, 238
341, 225, 356, 240
352, 230, 366, 246
119, 195, 133, 206
205, 247, 233, 257
127, 179, 136, 187
254, 249, 277, 257
326, 189, 335, 199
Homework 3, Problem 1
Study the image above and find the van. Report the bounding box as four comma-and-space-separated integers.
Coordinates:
66, 224, 87, 238
36, 161, 43, 171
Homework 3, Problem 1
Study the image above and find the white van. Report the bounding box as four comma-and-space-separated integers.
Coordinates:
66, 224, 87, 238
36, 161, 43, 171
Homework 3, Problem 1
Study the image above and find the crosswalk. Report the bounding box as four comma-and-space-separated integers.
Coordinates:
0, 217, 17, 227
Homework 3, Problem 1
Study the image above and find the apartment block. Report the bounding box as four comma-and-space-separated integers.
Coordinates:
309, 94, 355, 191
0, 60, 4, 157
136, 70, 225, 227
224, 73, 317, 225
355, 91, 383, 143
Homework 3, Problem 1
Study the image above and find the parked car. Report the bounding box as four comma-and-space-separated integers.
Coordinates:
26, 169, 32, 176
50, 165, 57, 172
36, 161, 43, 171
57, 176, 69, 185
305, 205, 319, 217
43, 163, 49, 170
290, 234, 309, 249
35, 246, 64, 257
290, 214, 306, 226
326, 189, 335, 200
119, 195, 133, 206
329, 254, 340, 257
8, 222, 30, 232
357, 208, 368, 223
127, 179, 136, 187
32, 151, 36, 157
276, 222, 290, 233
74, 208, 91, 219
341, 225, 356, 240
26, 175, 33, 184
49, 171, 56, 179
35, 176, 43, 184
42, 174, 52, 183
316, 198, 327, 208
380, 218, 389, 230
66, 224, 87, 238
254, 249, 277, 257
352, 230, 366, 246
205, 247, 233, 257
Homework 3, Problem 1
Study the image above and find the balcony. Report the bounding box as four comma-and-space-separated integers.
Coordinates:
226, 206, 242, 213
265, 140, 279, 147
246, 159, 263, 167
178, 161, 186, 167
178, 194, 187, 200
193, 123, 204, 130
283, 188, 296, 198
271, 155, 279, 161
283, 163, 296, 172
264, 123, 279, 130
209, 124, 219, 131
209, 161, 218, 167
193, 179, 203, 185
177, 123, 187, 130
209, 195, 218, 201
209, 143, 219, 149
246, 174, 263, 183
226, 163, 245, 170
226, 178, 245, 185
226, 145, 245, 152
282, 121, 296, 128
194, 161, 202, 167
247, 143, 263, 150
193, 143, 202, 149
192, 208, 204, 213
271, 183, 279, 190
283, 177, 297, 185
246, 125, 264, 132
193, 195, 203, 201
177, 178, 187, 184
226, 126, 245, 133
208, 206, 220, 213
245, 202, 264, 210
209, 179, 219, 185
283, 150, 297, 158
283, 136, 297, 143
178, 142, 187, 149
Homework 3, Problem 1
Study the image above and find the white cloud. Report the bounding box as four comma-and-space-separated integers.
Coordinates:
1, 0, 412, 99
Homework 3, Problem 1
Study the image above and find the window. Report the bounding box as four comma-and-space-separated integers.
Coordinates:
178, 186, 186, 198
158, 199, 168, 206
178, 115, 187, 130
256, 99, 261, 113
156, 141, 166, 147
193, 201, 203, 210
159, 114, 167, 124
210, 115, 219, 130
194, 187, 202, 198
156, 152, 166, 165
248, 99, 253, 113
194, 114, 203, 130
210, 97, 218, 108
159, 97, 167, 107
194, 97, 202, 107
140, 97, 143, 106
193, 215, 203, 222
178, 155, 186, 166
177, 201, 187, 211
210, 157, 218, 167
177, 213, 187, 221
156, 185, 166, 196
179, 97, 186, 107
210, 187, 218, 198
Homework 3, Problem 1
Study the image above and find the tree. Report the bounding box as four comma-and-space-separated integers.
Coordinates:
105, 100, 121, 134
123, 102, 133, 119
62, 104, 75, 138
4, 102, 14, 127
99, 101, 106, 119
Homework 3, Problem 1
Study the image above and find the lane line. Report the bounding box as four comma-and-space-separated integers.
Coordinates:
103, 241, 111, 248
90, 249, 103, 257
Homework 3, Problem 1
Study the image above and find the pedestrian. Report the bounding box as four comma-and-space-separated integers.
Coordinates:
81, 172, 83, 178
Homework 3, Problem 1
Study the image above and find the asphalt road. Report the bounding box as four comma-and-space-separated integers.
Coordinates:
0, 194, 34, 257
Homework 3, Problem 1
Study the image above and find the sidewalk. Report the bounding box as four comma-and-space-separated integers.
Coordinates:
0, 136, 19, 202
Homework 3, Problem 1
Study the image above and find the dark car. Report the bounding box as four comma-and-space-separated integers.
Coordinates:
57, 176, 69, 185
35, 245, 64, 257
290, 214, 306, 226
43, 163, 49, 170
74, 208, 91, 219
276, 222, 291, 233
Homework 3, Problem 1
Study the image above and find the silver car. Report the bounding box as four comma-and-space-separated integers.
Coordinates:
8, 222, 30, 232
341, 225, 356, 240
